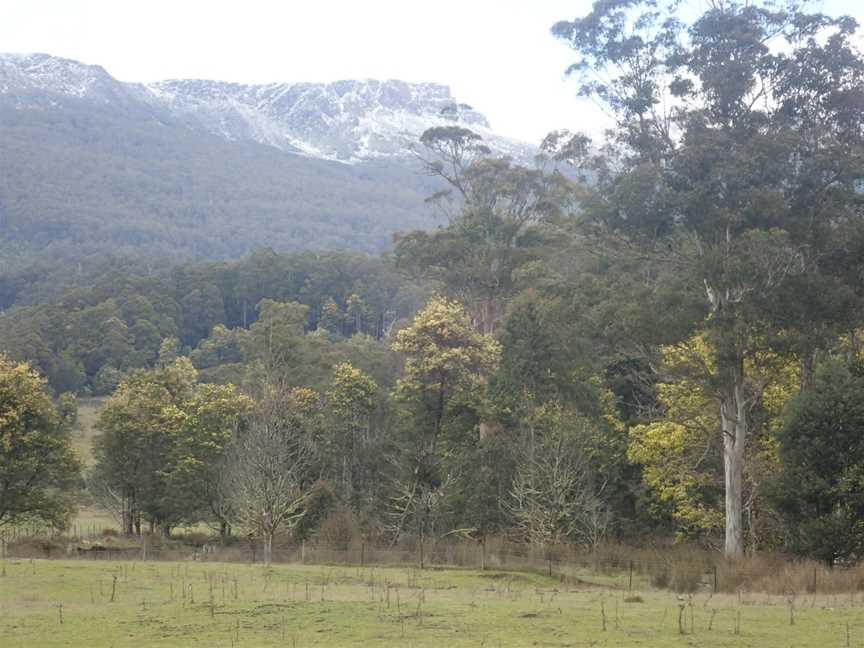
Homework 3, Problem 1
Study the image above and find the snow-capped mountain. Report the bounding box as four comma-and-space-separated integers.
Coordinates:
0, 52, 116, 97
0, 53, 534, 163
0, 53, 150, 109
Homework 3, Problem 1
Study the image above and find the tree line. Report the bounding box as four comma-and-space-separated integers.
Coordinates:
0, 250, 428, 395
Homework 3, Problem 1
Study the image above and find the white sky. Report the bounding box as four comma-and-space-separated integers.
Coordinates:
1, 0, 862, 144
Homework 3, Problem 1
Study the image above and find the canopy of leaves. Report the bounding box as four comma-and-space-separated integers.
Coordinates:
0, 355, 80, 530
392, 296, 500, 417
772, 360, 864, 564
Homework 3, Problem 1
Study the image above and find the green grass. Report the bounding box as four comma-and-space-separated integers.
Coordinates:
67, 397, 121, 534
70, 397, 104, 467
2, 559, 863, 647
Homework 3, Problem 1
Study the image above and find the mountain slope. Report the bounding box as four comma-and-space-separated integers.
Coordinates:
0, 89, 438, 257
0, 53, 535, 308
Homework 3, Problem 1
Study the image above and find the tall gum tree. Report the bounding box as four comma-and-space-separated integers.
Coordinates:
397, 127, 580, 335
552, 0, 864, 557
388, 296, 500, 545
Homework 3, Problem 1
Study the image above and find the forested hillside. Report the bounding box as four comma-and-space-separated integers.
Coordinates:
0, 95, 438, 258
0, 94, 441, 307
0, 55, 538, 308
0, 249, 427, 394
4, 0, 864, 566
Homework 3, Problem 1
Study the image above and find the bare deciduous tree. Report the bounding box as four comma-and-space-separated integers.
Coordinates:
509, 429, 609, 549
87, 471, 138, 535
224, 396, 311, 565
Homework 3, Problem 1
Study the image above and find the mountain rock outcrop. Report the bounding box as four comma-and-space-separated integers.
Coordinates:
1, 53, 532, 163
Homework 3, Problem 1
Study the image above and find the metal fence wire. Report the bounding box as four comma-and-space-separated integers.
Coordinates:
4, 529, 863, 596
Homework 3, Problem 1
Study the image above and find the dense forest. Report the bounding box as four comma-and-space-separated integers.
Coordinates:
3, 0, 864, 566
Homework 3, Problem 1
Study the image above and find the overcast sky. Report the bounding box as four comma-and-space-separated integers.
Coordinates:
2, 0, 862, 144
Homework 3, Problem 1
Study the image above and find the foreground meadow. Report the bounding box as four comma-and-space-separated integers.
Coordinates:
1, 559, 863, 647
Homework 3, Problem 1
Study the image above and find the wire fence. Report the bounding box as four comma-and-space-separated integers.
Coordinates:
4, 526, 864, 596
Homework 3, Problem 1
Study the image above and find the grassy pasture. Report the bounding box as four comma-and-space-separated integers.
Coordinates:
67, 397, 122, 534
2, 559, 863, 647
70, 397, 104, 467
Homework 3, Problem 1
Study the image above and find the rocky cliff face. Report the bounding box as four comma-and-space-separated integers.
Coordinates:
1, 53, 533, 163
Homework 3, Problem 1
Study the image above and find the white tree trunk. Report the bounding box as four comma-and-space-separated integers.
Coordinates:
264, 533, 273, 566
705, 280, 747, 559
720, 376, 746, 559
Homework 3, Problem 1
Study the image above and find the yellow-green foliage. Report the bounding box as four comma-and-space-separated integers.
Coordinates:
628, 335, 799, 538
628, 336, 722, 536
167, 383, 254, 476
392, 296, 500, 413
0, 356, 59, 447
328, 362, 377, 417
94, 359, 253, 531
596, 380, 627, 437
0, 355, 81, 530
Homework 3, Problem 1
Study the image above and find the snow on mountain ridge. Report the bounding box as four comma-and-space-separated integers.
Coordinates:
0, 53, 113, 96
144, 77, 531, 163
0, 53, 535, 163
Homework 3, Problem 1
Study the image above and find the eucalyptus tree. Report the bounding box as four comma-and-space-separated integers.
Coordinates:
397, 127, 579, 334
93, 358, 251, 536
388, 296, 500, 545
552, 0, 864, 556
92, 359, 198, 535
324, 362, 378, 501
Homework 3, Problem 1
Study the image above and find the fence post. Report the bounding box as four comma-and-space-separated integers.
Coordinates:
628, 560, 633, 591
361, 542, 365, 567
713, 565, 718, 593
301, 539, 305, 564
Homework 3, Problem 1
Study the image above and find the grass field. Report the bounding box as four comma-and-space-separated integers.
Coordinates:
2, 559, 863, 647
66, 397, 123, 534
70, 397, 104, 468
67, 398, 209, 538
